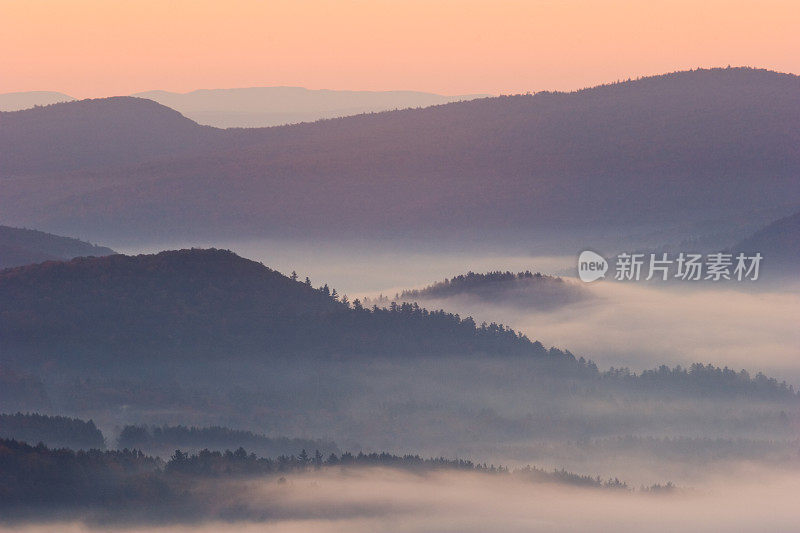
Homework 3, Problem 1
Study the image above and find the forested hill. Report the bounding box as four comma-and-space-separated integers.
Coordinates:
0, 249, 563, 366
391, 271, 587, 310
0, 97, 223, 174
0, 413, 105, 450
0, 225, 114, 269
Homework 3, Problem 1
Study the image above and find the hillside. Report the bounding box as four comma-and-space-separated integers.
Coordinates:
0, 225, 114, 269
134, 86, 488, 127
732, 210, 800, 270
0, 96, 227, 174
1, 68, 798, 243
0, 248, 557, 367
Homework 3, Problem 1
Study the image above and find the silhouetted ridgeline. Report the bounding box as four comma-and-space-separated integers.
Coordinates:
118, 424, 338, 458
2, 68, 798, 242
0, 224, 114, 270
0, 248, 562, 365
0, 413, 105, 450
0, 96, 223, 174
0, 438, 664, 521
388, 270, 586, 310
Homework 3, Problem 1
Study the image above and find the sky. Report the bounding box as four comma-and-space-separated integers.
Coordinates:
1, 0, 799, 97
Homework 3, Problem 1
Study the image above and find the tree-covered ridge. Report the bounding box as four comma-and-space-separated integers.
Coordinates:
399, 270, 556, 297
1, 249, 796, 401
0, 248, 567, 363
601, 363, 797, 400
0, 413, 105, 450
0, 437, 668, 521
0, 438, 163, 513
385, 270, 586, 309
118, 424, 338, 458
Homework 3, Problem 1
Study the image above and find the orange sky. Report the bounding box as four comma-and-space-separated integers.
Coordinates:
2, 0, 798, 97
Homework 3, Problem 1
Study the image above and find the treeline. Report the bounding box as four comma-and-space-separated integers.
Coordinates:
0, 413, 104, 450
601, 363, 797, 400
0, 438, 163, 513
0, 437, 664, 520
515, 465, 629, 490
326, 300, 561, 357
166, 448, 501, 476
118, 424, 338, 458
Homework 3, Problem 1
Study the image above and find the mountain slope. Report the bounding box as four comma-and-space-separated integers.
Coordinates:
133, 86, 489, 128
2, 68, 798, 242
0, 97, 225, 174
0, 249, 555, 366
732, 210, 800, 269
0, 225, 114, 269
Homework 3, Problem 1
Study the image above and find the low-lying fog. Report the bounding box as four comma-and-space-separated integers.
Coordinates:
410, 281, 800, 384
4, 464, 800, 532
13, 238, 798, 530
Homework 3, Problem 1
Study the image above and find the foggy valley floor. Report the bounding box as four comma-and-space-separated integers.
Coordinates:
1, 463, 799, 532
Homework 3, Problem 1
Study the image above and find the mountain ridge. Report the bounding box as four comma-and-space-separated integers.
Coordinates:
0, 248, 558, 367
1, 67, 798, 243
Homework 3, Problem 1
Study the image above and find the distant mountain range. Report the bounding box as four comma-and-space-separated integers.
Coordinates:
1, 68, 798, 244
0, 88, 486, 127
132, 87, 489, 128
0, 91, 74, 111
0, 225, 114, 270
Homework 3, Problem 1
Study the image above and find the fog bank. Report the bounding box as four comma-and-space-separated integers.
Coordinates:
3, 465, 799, 532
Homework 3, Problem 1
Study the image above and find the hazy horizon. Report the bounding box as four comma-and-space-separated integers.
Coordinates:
3, 1, 800, 98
